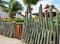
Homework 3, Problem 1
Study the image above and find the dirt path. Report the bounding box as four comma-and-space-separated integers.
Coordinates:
0, 35, 27, 44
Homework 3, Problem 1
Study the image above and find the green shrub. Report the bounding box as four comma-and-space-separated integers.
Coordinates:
4, 18, 11, 22
15, 18, 24, 22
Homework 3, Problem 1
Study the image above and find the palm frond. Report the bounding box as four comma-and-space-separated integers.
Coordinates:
23, 0, 39, 5
11, 1, 23, 12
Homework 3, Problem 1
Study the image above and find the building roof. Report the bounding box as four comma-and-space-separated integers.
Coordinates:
0, 9, 9, 18
0, 9, 24, 18
33, 12, 56, 17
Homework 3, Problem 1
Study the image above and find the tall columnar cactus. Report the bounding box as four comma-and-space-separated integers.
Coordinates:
38, 4, 43, 29
50, 6, 54, 31
56, 12, 59, 44
45, 10, 48, 29
22, 6, 29, 42
22, 4, 59, 44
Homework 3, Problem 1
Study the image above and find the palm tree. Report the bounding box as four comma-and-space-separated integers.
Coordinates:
23, 0, 39, 14
0, 0, 23, 21
8, 0, 23, 20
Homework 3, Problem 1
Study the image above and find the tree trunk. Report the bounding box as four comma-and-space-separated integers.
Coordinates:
9, 12, 15, 22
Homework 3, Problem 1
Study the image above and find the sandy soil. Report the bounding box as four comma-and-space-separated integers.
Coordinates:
0, 35, 27, 44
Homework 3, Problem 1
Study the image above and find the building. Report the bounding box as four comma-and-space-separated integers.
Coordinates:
0, 9, 24, 18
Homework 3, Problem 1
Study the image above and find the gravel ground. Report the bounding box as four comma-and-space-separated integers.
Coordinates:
0, 35, 27, 44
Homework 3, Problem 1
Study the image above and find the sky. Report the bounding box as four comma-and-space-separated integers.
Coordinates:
3, 0, 60, 15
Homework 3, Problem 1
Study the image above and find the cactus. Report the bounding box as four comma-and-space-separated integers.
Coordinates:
22, 4, 59, 44
45, 10, 49, 30
56, 12, 59, 44
50, 6, 54, 31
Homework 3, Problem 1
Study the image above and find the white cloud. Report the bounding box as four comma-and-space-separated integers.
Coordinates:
32, 0, 54, 13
